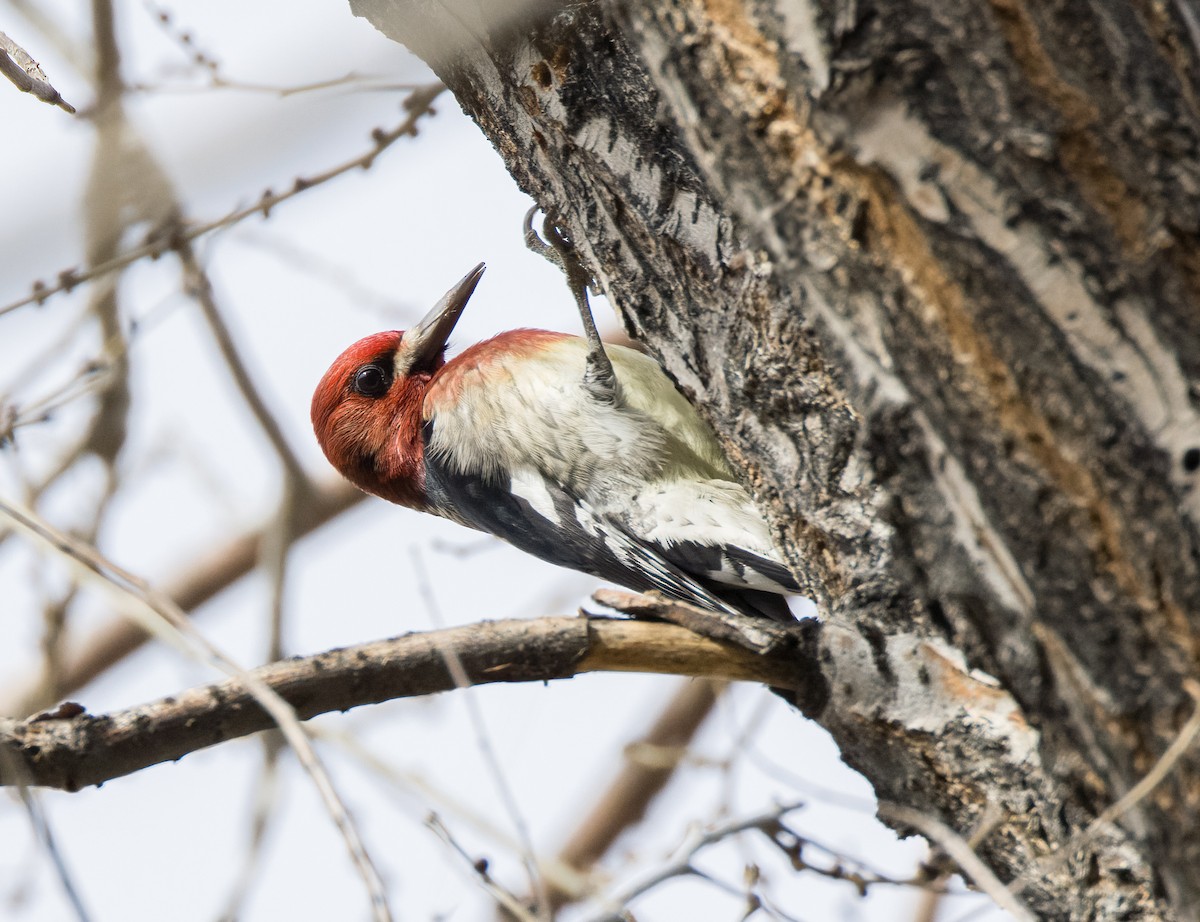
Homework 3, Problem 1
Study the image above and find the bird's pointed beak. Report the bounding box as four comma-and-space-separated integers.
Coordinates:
398, 262, 485, 374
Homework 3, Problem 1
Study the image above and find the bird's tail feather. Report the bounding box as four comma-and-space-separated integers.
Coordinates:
712, 585, 797, 623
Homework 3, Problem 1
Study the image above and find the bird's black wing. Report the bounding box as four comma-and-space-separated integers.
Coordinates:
655, 540, 802, 596
422, 449, 772, 618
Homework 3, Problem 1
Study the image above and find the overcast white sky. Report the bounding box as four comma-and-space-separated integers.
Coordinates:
0, 3, 1007, 920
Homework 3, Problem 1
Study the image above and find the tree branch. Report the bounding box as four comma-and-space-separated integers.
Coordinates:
0, 82, 444, 318
0, 31, 75, 112
0, 617, 824, 792
0, 478, 365, 717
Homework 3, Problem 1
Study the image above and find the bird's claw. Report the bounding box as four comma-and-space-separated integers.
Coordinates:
523, 205, 616, 402
523, 205, 560, 266
523, 206, 588, 283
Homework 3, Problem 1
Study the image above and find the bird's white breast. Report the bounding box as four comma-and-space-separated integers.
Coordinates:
425, 337, 787, 580
426, 338, 725, 492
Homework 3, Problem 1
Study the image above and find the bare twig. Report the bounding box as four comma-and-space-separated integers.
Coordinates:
15, 0, 139, 764
321, 725, 539, 860
545, 678, 725, 911
4, 1, 91, 78
0, 747, 91, 921
233, 229, 414, 319
0, 359, 114, 447
578, 803, 810, 922
0, 82, 445, 318
261, 484, 297, 663
910, 805, 1005, 922
137, 2, 414, 99
177, 242, 307, 483
996, 678, 1200, 906
11, 788, 91, 920
0, 616, 821, 791
911, 888, 943, 922
215, 742, 283, 922
0, 496, 394, 922
0, 30, 75, 112
177, 240, 307, 665
878, 803, 1036, 922
427, 812, 540, 922
411, 547, 550, 920
0, 478, 365, 717
1092, 679, 1200, 835
130, 72, 422, 98
318, 721, 617, 909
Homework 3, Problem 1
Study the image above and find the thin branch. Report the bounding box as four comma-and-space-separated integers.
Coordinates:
0, 82, 445, 318
90, 0, 121, 103
877, 803, 1036, 922
177, 242, 307, 483
427, 812, 541, 922
177, 240, 306, 668
0, 616, 820, 791
912, 805, 1005, 922
999, 678, 1200, 904
131, 71, 421, 96
261, 482, 298, 663
911, 888, 943, 922
0, 495, 393, 922
0, 478, 366, 717
12, 787, 92, 920
0, 746, 91, 921
317, 720, 610, 911
233, 229, 414, 319
137, 2, 415, 99
215, 741, 283, 922
20, 0, 141, 723
5, 0, 92, 78
560, 775, 943, 917
411, 547, 550, 920
578, 802, 810, 922
320, 723, 559, 869
0, 30, 75, 112
1092, 679, 1200, 835
545, 677, 725, 911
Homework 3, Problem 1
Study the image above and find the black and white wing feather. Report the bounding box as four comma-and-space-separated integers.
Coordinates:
419, 336, 799, 622
423, 452, 795, 622
423, 456, 735, 609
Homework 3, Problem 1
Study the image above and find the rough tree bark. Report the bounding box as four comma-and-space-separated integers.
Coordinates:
349, 1, 1200, 919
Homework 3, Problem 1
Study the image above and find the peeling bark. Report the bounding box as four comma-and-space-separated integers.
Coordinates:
349, 1, 1200, 918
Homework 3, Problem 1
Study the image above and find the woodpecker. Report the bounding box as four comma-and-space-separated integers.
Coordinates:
311, 242, 799, 622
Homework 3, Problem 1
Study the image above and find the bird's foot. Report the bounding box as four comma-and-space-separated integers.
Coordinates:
523, 204, 562, 269
523, 205, 594, 290
591, 589, 796, 656
523, 205, 616, 403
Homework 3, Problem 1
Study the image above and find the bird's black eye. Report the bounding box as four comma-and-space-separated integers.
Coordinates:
352, 364, 391, 398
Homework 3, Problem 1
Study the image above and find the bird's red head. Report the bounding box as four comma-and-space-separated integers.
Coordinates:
311, 264, 485, 508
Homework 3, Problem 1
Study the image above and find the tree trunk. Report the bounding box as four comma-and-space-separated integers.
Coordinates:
349, 0, 1200, 917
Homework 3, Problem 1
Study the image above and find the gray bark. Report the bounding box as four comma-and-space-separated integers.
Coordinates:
349, 0, 1200, 918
